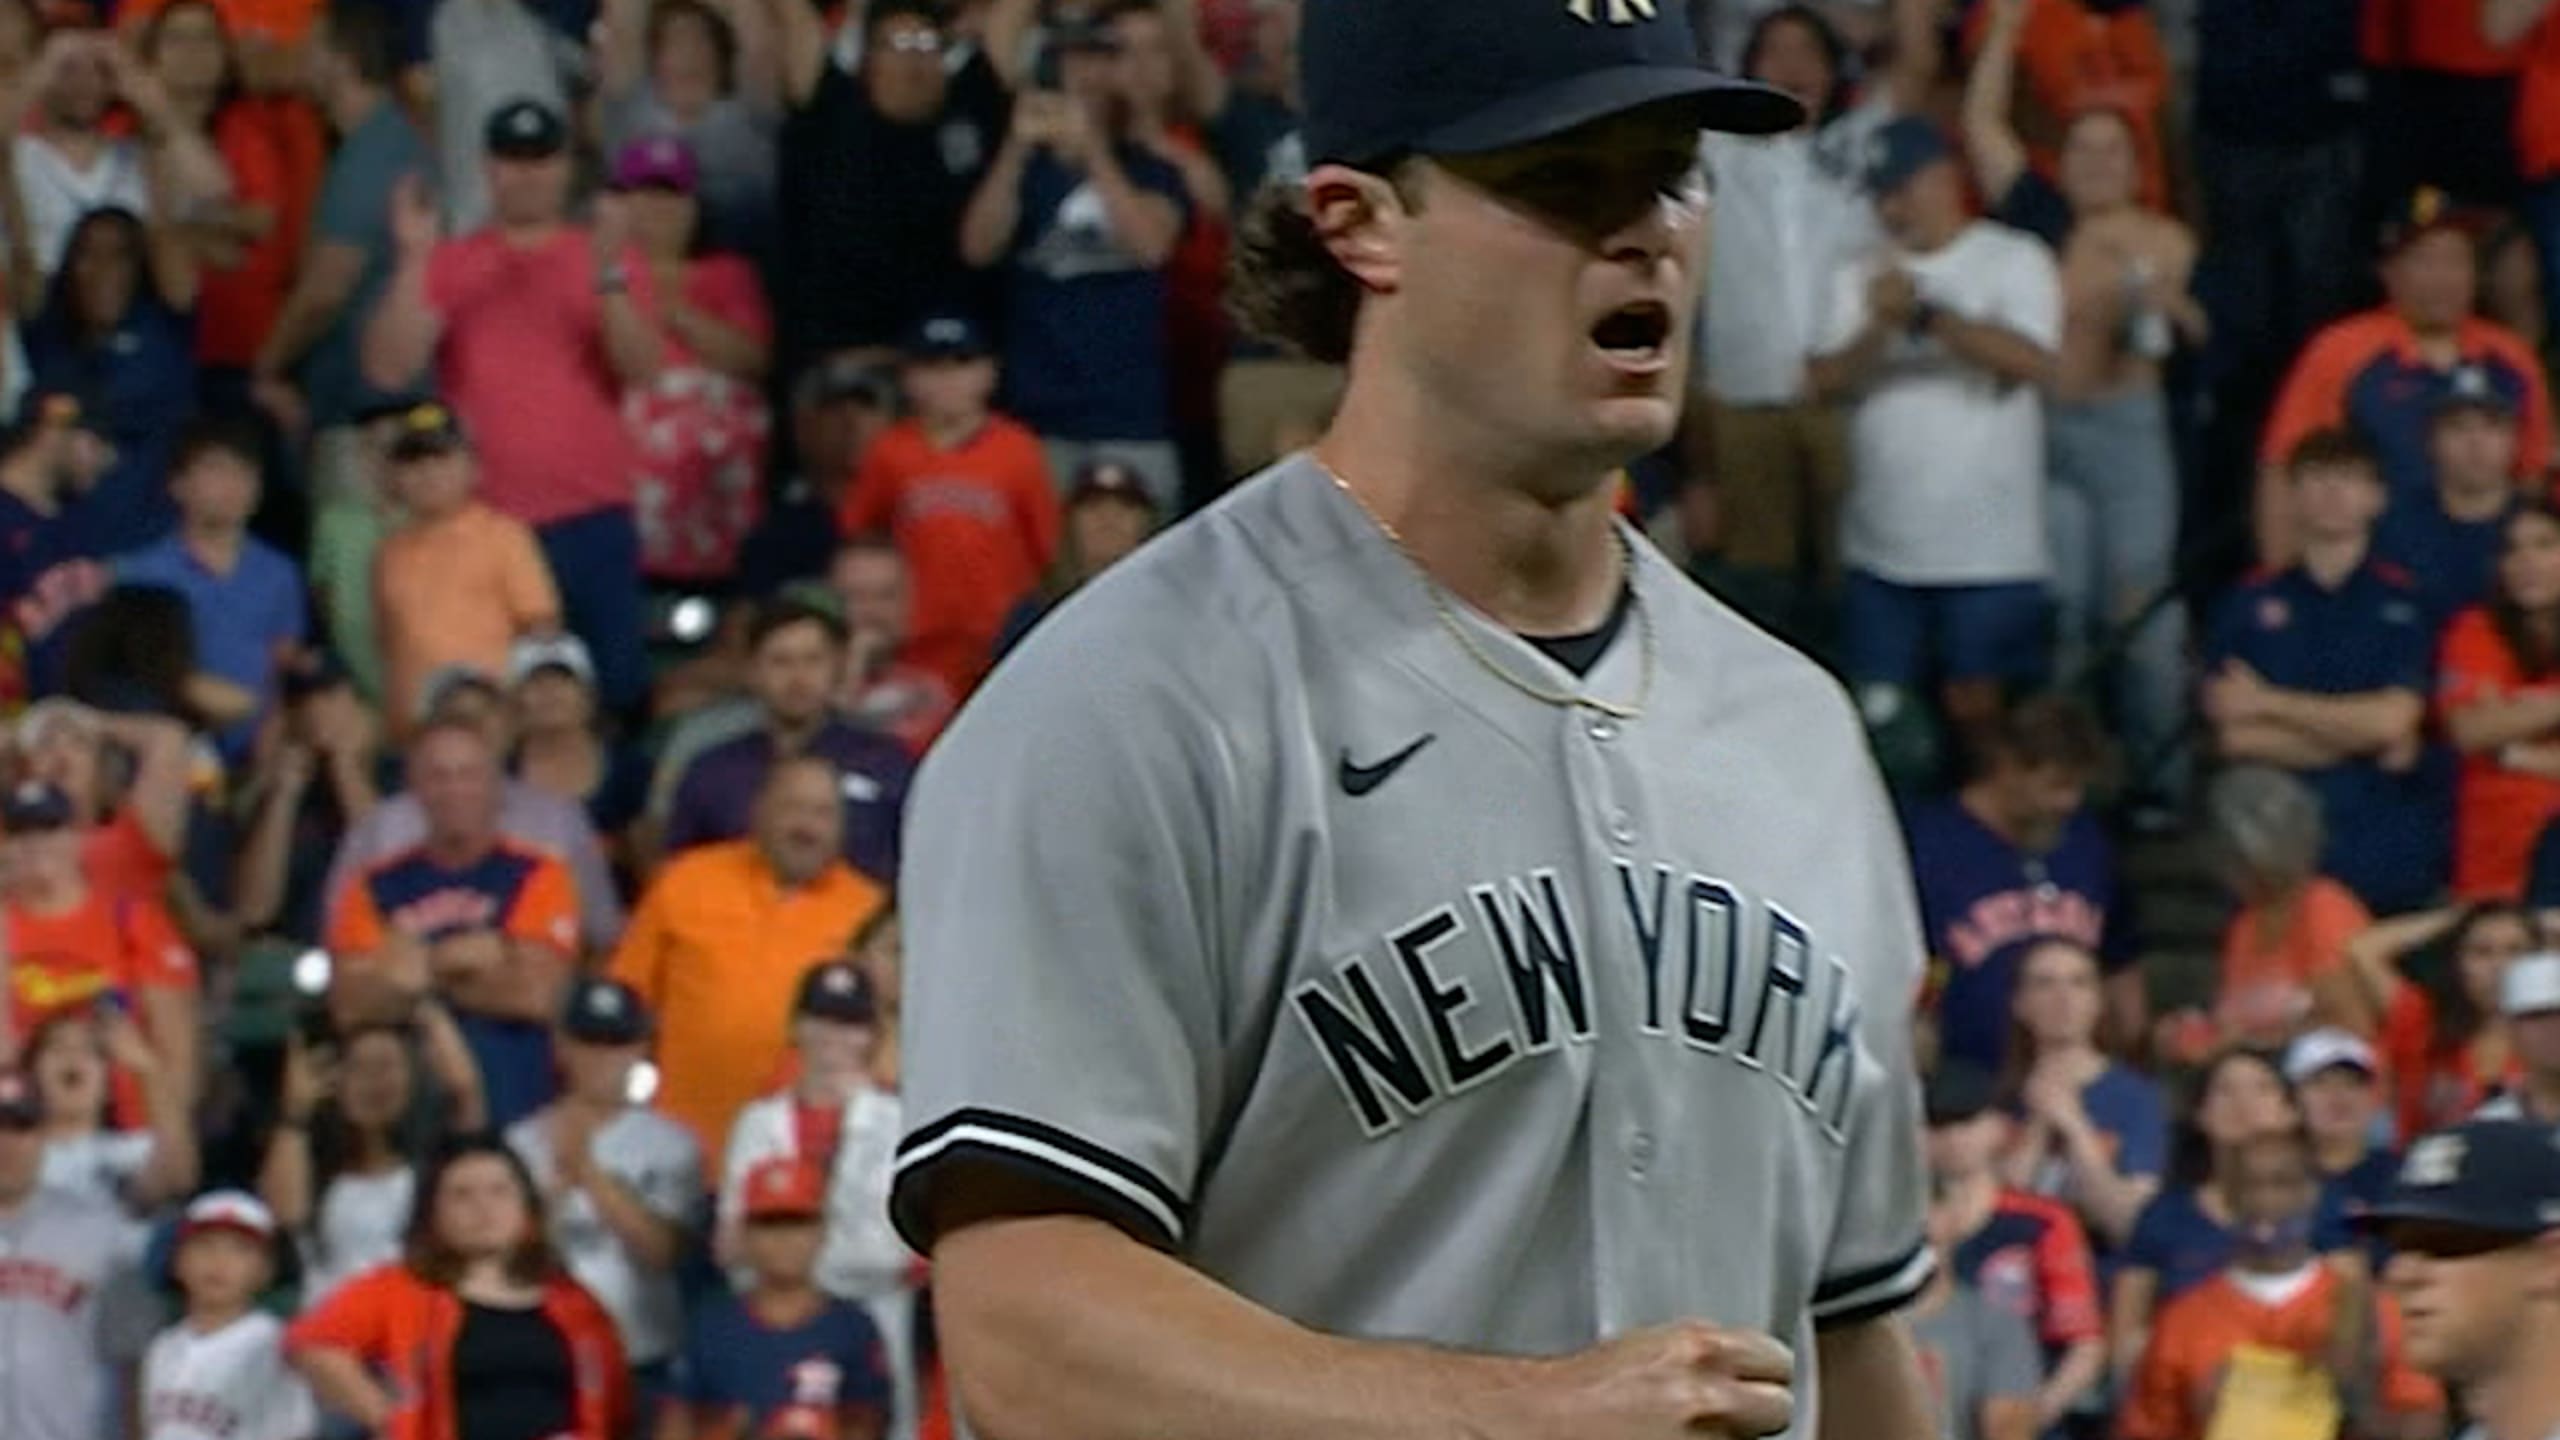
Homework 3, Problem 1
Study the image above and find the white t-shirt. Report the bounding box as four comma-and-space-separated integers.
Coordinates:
298, 1167, 413, 1308
1822, 220, 2062, 585
11, 133, 151, 281
507, 1107, 702, 1366
1699, 103, 1887, 407
40, 1130, 154, 1208
141, 1312, 318, 1440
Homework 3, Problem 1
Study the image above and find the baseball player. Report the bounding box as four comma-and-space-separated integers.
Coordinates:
0, 1066, 152, 1440
142, 1190, 319, 1440
2359, 1119, 2560, 1440
889, 1, 1938, 1436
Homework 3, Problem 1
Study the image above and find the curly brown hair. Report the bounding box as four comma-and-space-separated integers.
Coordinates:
1227, 167, 1425, 365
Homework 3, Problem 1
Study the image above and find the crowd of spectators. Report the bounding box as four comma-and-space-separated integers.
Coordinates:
4, 0, 2560, 1437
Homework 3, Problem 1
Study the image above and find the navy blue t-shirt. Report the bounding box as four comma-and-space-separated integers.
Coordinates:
673, 1291, 890, 1437
1907, 796, 2124, 1071
2124, 1183, 2356, 1302
2202, 560, 2450, 914
25, 295, 197, 556
1000, 145, 1192, 442
2372, 496, 2512, 626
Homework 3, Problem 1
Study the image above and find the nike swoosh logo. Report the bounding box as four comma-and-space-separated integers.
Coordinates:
1339, 734, 1436, 797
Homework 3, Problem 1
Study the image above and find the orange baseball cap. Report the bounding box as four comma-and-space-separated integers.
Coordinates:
742, 1158, 827, 1222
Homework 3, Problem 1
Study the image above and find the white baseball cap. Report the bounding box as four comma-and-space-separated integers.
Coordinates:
178, 1189, 277, 1243
2505, 953, 2560, 1018
2283, 1027, 2377, 1083
506, 633, 595, 689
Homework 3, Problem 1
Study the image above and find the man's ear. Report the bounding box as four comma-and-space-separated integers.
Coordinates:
1306, 163, 1412, 295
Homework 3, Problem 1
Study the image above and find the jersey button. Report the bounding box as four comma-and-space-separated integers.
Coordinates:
1587, 715, 1619, 743
1607, 811, 1637, 845
1627, 1128, 1656, 1177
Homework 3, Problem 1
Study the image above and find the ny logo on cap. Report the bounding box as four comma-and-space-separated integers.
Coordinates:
1567, 0, 1658, 23
2404, 1134, 2466, 1187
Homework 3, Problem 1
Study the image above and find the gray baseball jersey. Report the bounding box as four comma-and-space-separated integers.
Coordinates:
890, 458, 1933, 1432
0, 1185, 150, 1440
508, 1105, 704, 1366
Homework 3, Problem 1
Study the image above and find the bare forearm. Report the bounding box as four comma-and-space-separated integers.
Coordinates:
137, 987, 199, 1113
256, 1127, 312, 1229
2036, 1339, 2105, 1427
363, 256, 440, 388
1808, 321, 1897, 399
2261, 687, 2422, 755
2255, 464, 2296, 568
1815, 1316, 1934, 1440
937, 1214, 1551, 1440
255, 262, 361, 378
234, 786, 304, 930
2058, 1128, 2157, 1246
2449, 691, 2560, 751
2486, 0, 2560, 47
1930, 314, 2055, 388
599, 290, 666, 385
665, 304, 768, 380
2215, 716, 2351, 769
579, 1171, 683, 1269
1087, 152, 1180, 264
960, 143, 1032, 267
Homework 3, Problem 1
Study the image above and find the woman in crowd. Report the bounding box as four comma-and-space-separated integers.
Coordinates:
288, 1135, 630, 1440
853, 906, 902, 1092
1998, 937, 2169, 1250
17, 691, 200, 909
29, 1005, 195, 1210
506, 634, 647, 863
234, 654, 386, 947
23, 205, 200, 554
2201, 765, 2378, 1046
2106, 1048, 2345, 1382
2440, 501, 2560, 899
615, 133, 773, 590
141, 0, 320, 409
259, 1000, 484, 1306
592, 0, 780, 257
1110, 0, 1230, 495
2361, 902, 2534, 1138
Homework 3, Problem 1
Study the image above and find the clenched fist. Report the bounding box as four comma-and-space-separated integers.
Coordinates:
1524, 1321, 1796, 1440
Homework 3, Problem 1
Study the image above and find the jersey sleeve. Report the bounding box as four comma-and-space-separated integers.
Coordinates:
2436, 609, 2514, 714
118, 898, 197, 991
324, 871, 386, 957
502, 854, 581, 956
1809, 763, 1935, 1328
2032, 1205, 2103, 1346
2259, 322, 2366, 468
2111, 1074, 2171, 1181
2116, 1307, 2192, 1440
284, 1266, 395, 1360
888, 628, 1238, 1256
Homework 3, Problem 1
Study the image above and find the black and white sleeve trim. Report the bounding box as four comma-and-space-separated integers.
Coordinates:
891, 1108, 1191, 1254
1808, 1240, 1935, 1329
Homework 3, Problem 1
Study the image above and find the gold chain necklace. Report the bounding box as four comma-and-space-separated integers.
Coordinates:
1319, 462, 1655, 720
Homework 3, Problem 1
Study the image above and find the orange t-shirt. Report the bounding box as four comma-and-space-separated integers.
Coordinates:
2215, 877, 2370, 1047
609, 840, 885, 1159
839, 416, 1059, 695
195, 97, 323, 368
1961, 0, 2173, 209
2381, 980, 2519, 1143
4, 886, 195, 1038
80, 807, 172, 905
2121, 1265, 2441, 1440
373, 501, 559, 733
2363, 0, 2520, 76
2437, 607, 2560, 900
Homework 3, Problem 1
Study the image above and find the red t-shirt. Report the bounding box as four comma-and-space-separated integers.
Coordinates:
425, 228, 654, 527
2437, 607, 2560, 899
81, 808, 173, 906
196, 98, 321, 368
2519, 6, 2560, 181
839, 416, 1060, 693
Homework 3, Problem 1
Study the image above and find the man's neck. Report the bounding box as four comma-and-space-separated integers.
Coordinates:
169, 84, 219, 128
748, 1282, 825, 1326
921, 412, 985, 450
2468, 1315, 2560, 1440
2313, 1130, 2368, 1175
182, 521, 244, 572
1942, 1168, 2001, 1228
559, 1093, 621, 1125
1954, 782, 2024, 849
1316, 400, 1626, 636
423, 833, 491, 869
2299, 534, 2368, 589
499, 218, 564, 249
2442, 479, 2515, 522
518, 728, 589, 761
328, 83, 386, 137
17, 873, 84, 916
184, 1301, 253, 1334
768, 713, 828, 751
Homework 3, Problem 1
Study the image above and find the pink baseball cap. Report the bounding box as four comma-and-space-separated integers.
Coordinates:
609, 134, 700, 195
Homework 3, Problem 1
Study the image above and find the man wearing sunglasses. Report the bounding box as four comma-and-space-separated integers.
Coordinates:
2361, 1118, 2560, 1440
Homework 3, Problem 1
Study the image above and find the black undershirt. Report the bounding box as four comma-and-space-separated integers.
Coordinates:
1521, 584, 1635, 678
451, 1300, 577, 1440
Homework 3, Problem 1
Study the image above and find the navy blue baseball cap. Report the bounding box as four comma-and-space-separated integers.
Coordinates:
905, 312, 991, 361
559, 977, 652, 1046
1863, 116, 1954, 196
2354, 1120, 2560, 1238
2, 780, 73, 834
1301, 0, 1801, 170
485, 98, 568, 159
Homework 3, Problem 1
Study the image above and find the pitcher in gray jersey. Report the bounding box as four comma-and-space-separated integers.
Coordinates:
890, 0, 1937, 1437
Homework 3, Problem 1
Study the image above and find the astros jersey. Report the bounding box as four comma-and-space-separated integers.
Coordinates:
0, 1187, 149, 1440
141, 1310, 319, 1440
891, 458, 1933, 1430
1905, 796, 2122, 1070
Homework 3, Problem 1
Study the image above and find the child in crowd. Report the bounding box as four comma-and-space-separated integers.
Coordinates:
143, 1190, 319, 1440
668, 1157, 891, 1440
369, 402, 561, 735
29, 1004, 196, 1212
719, 959, 914, 1437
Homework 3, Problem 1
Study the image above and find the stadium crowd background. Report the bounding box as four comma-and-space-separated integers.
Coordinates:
0, 0, 2550, 1436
